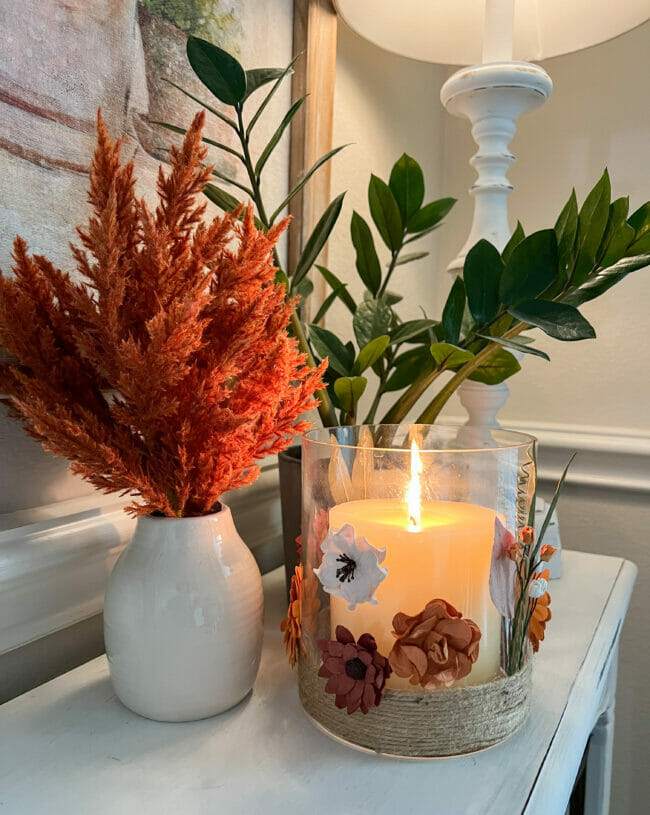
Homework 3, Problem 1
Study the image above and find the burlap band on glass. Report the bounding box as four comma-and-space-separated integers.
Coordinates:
298, 656, 532, 757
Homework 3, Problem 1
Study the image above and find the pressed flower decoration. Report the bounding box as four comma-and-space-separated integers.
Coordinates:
501, 455, 573, 674
389, 600, 481, 688
314, 523, 388, 610
317, 625, 392, 714
281, 564, 304, 667
281, 561, 321, 668
489, 517, 519, 619
528, 569, 552, 653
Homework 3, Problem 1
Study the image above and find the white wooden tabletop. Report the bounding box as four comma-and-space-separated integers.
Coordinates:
0, 551, 636, 815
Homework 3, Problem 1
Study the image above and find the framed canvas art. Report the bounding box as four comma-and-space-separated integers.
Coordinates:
0, 0, 338, 513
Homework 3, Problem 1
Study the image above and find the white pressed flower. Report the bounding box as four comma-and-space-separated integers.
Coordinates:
314, 523, 388, 610
528, 577, 549, 599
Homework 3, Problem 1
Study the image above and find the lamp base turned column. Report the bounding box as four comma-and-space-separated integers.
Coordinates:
441, 61, 552, 428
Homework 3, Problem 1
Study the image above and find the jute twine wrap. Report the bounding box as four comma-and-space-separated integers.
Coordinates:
298, 656, 532, 757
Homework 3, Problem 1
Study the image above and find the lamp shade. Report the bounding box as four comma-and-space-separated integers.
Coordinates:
334, 0, 650, 66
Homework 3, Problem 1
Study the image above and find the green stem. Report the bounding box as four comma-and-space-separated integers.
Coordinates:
233, 105, 338, 428
236, 106, 271, 228
416, 324, 527, 424
290, 312, 338, 427
363, 386, 384, 424
380, 365, 446, 424
378, 246, 401, 298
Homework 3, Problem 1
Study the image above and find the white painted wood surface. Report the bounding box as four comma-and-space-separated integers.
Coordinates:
0, 551, 636, 815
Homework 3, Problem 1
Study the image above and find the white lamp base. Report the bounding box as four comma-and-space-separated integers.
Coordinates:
440, 61, 552, 430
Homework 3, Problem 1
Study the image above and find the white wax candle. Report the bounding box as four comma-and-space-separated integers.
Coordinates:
328, 499, 502, 689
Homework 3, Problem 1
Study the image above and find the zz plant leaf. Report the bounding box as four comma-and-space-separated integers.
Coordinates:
353, 335, 390, 374
476, 334, 550, 361
502, 222, 525, 264
406, 198, 456, 234
554, 190, 578, 280
508, 300, 596, 341
598, 197, 634, 267
464, 239, 504, 323
243, 67, 285, 100
389, 154, 425, 224
499, 230, 558, 305
352, 298, 393, 348
442, 276, 466, 345
292, 193, 346, 286
350, 211, 382, 295
186, 36, 247, 106
308, 324, 353, 376
571, 169, 611, 286
334, 376, 367, 417
430, 343, 474, 368
389, 319, 439, 346
315, 265, 357, 314
368, 174, 403, 251
469, 348, 521, 385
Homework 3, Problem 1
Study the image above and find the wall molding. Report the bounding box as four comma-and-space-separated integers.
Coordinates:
0, 465, 282, 657
442, 417, 650, 494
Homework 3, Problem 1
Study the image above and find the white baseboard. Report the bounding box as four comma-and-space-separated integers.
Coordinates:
446, 418, 650, 494
0, 465, 282, 657
0, 495, 135, 656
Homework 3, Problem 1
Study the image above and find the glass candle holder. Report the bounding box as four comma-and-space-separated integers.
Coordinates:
298, 424, 536, 757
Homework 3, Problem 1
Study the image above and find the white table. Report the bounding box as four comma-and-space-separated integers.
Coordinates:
0, 551, 636, 815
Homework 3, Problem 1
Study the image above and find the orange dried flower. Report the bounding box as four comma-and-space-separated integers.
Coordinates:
389, 599, 481, 688
540, 544, 557, 562
520, 525, 535, 545
281, 564, 304, 667
529, 569, 551, 653
0, 111, 324, 517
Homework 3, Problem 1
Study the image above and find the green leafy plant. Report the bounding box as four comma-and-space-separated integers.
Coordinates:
305, 154, 456, 423
312, 167, 650, 426
157, 35, 346, 426
165, 39, 650, 429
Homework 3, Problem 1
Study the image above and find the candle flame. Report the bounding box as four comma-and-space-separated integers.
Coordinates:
406, 440, 423, 532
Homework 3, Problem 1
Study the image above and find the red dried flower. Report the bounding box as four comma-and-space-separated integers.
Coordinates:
389, 599, 481, 688
317, 625, 391, 714
0, 111, 324, 517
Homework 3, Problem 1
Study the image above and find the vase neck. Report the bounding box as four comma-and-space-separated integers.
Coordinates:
132, 503, 237, 550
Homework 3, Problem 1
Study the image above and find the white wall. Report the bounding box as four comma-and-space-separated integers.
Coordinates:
333, 17, 650, 815
328, 23, 448, 338
436, 22, 650, 431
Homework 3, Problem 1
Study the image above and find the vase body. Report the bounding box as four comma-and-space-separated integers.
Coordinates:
104, 503, 263, 722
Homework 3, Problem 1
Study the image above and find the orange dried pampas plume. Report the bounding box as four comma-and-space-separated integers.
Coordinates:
0, 110, 324, 517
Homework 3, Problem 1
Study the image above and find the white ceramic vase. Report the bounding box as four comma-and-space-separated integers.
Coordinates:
103, 503, 263, 722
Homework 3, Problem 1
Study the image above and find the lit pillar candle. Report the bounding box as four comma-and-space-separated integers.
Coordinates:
326, 444, 502, 689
